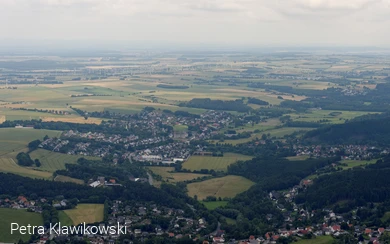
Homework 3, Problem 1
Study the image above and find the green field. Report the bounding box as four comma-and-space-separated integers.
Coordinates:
201, 201, 228, 210
62, 204, 104, 226
187, 175, 255, 200
30, 149, 100, 172
173, 124, 188, 132
267, 127, 313, 138
286, 155, 310, 161
58, 210, 75, 226
340, 159, 377, 170
0, 128, 62, 157
0, 157, 52, 179
289, 110, 380, 124
54, 175, 85, 184
381, 212, 390, 222
0, 208, 43, 243
225, 217, 236, 225
148, 166, 209, 183
295, 236, 334, 244
183, 153, 253, 172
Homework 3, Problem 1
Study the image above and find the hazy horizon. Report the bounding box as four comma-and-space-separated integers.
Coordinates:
2, 0, 390, 50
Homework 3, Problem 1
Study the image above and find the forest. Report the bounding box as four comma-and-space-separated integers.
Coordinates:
55, 158, 146, 183
179, 98, 252, 112
227, 156, 337, 192
0, 172, 211, 220
295, 167, 390, 210
303, 114, 390, 145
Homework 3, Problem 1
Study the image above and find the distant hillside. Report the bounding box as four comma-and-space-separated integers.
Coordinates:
179, 98, 251, 112
295, 166, 390, 210
303, 113, 390, 145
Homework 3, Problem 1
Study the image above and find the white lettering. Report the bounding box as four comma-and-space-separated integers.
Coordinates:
84, 223, 91, 235
37, 226, 45, 235
110, 225, 117, 235
10, 223, 19, 234
118, 223, 126, 234
19, 226, 26, 235
90, 226, 98, 235
68, 225, 81, 234
50, 223, 59, 235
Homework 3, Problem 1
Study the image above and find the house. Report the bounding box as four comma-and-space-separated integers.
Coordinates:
213, 236, 225, 243
331, 225, 341, 232
18, 196, 27, 204
97, 176, 105, 184
269, 191, 281, 200
90, 181, 101, 188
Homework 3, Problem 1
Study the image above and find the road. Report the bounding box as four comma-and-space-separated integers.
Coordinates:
147, 172, 153, 186
210, 222, 221, 237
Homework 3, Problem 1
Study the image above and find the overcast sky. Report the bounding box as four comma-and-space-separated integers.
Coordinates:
1, 0, 390, 48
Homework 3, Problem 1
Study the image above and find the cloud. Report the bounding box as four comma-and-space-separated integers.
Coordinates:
292, 0, 380, 10
0, 0, 390, 46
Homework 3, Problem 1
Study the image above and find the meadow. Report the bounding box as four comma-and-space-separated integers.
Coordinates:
62, 204, 104, 226
201, 201, 228, 210
340, 159, 377, 170
288, 110, 380, 124
286, 155, 310, 161
0, 128, 62, 157
148, 166, 210, 183
0, 157, 52, 179
173, 124, 188, 132
186, 175, 255, 200
0, 107, 102, 124
30, 149, 100, 172
218, 127, 313, 145
58, 210, 74, 226
295, 236, 334, 244
54, 175, 85, 184
183, 153, 253, 172
0, 208, 43, 243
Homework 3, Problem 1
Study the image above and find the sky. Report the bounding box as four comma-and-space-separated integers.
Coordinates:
1, 0, 390, 49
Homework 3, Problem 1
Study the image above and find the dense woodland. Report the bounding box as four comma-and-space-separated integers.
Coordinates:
0, 172, 218, 227
303, 114, 390, 145
228, 157, 336, 192
207, 157, 339, 239
247, 97, 269, 106
295, 166, 390, 212
179, 98, 252, 112
55, 158, 146, 183
0, 119, 172, 139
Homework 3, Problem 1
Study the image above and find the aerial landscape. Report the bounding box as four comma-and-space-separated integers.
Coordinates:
2, 0, 390, 244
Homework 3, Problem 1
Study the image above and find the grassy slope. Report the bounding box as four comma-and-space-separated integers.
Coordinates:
0, 208, 43, 243
183, 153, 253, 172
63, 204, 104, 226
0, 128, 62, 156
148, 166, 209, 183
54, 175, 85, 185
0, 157, 52, 179
30, 149, 100, 172
201, 201, 228, 210
295, 236, 334, 244
187, 175, 255, 200
340, 159, 377, 170
58, 210, 75, 226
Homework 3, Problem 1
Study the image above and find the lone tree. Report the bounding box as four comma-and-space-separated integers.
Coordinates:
34, 159, 41, 167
